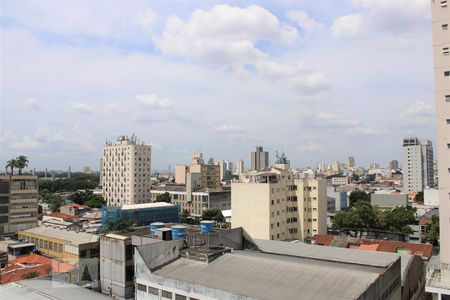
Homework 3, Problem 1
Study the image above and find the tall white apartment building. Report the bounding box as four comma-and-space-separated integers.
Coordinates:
402, 137, 434, 193
426, 1, 450, 297
102, 136, 152, 207
231, 163, 327, 241
348, 157, 355, 169
234, 159, 245, 176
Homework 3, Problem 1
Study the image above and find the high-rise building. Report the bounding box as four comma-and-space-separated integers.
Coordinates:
251, 146, 269, 171
102, 135, 152, 207
426, 1, 450, 297
388, 160, 399, 171
234, 159, 245, 176
217, 160, 233, 181
348, 157, 355, 168
331, 161, 340, 173
402, 137, 434, 194
174, 153, 221, 189
0, 174, 38, 234
368, 162, 380, 170
232, 161, 327, 241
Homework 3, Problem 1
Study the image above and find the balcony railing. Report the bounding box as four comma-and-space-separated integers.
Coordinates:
426, 264, 450, 291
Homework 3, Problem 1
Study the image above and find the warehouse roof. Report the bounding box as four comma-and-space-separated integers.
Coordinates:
121, 202, 174, 210
20, 226, 99, 245
154, 250, 390, 300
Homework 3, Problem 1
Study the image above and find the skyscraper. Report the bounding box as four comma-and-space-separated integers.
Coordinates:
347, 157, 355, 168
102, 135, 152, 207
388, 160, 399, 171
251, 146, 269, 171
234, 159, 245, 175
402, 137, 434, 193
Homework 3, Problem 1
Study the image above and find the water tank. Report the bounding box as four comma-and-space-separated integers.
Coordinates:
150, 222, 165, 236
200, 220, 215, 233
171, 225, 187, 240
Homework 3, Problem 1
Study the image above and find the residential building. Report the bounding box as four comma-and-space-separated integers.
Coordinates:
60, 203, 91, 216
102, 135, 152, 207
231, 161, 327, 241
389, 160, 400, 171
427, 0, 450, 298
331, 160, 341, 172
101, 202, 179, 227
331, 176, 349, 186
424, 188, 439, 206
217, 160, 232, 181
174, 152, 220, 189
403, 137, 435, 193
327, 186, 348, 211
0, 174, 38, 235
135, 238, 402, 300
234, 159, 245, 175
150, 185, 230, 217
348, 156, 355, 168
250, 146, 269, 171
369, 162, 380, 170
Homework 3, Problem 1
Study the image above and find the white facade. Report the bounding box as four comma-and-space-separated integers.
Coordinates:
402, 137, 434, 194
348, 157, 355, 168
234, 159, 244, 176
102, 136, 152, 206
424, 188, 439, 207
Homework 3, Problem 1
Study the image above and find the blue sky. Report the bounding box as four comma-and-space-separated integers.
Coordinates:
0, 0, 436, 171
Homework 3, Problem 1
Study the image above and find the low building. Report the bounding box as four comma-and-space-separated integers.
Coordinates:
0, 239, 35, 257
0, 174, 39, 235
60, 203, 91, 216
371, 193, 408, 209
331, 176, 349, 186
101, 202, 179, 227
135, 238, 402, 300
327, 186, 348, 211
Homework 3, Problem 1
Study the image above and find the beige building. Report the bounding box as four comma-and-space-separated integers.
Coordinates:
0, 175, 38, 235
348, 156, 355, 169
174, 152, 220, 189
231, 163, 327, 241
102, 135, 152, 206
426, 1, 450, 298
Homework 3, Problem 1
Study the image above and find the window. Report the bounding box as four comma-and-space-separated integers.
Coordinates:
137, 284, 147, 292
447, 119, 450, 124
446, 95, 450, 102
161, 290, 172, 299
175, 295, 187, 300
148, 286, 158, 295
445, 71, 450, 76
444, 47, 450, 56
441, 0, 448, 7
443, 24, 449, 30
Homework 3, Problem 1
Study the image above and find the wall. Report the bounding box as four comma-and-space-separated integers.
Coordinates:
371, 194, 407, 209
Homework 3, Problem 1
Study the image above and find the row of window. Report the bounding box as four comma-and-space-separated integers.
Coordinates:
20, 236, 64, 253
136, 284, 199, 300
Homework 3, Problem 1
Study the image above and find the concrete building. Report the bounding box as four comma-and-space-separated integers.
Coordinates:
150, 185, 230, 217
234, 159, 245, 175
102, 135, 152, 206
0, 174, 38, 235
331, 176, 349, 186
217, 160, 232, 181
135, 238, 402, 300
402, 137, 435, 193
174, 152, 220, 189
331, 160, 341, 173
348, 156, 355, 168
369, 163, 380, 170
231, 162, 327, 241
251, 146, 269, 171
424, 188, 439, 207
327, 186, 348, 211
426, 1, 450, 298
371, 193, 408, 209
389, 160, 400, 171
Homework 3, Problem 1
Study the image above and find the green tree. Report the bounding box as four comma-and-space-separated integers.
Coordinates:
414, 191, 424, 202
155, 192, 171, 203
103, 219, 133, 232
16, 155, 29, 174
49, 194, 64, 212
349, 190, 370, 207
68, 190, 105, 208
202, 208, 225, 223
332, 201, 379, 230
6, 159, 18, 175
378, 205, 416, 234
422, 215, 439, 246
181, 209, 191, 223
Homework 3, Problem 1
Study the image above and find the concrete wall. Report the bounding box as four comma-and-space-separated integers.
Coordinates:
401, 255, 425, 300
136, 239, 183, 272
371, 194, 407, 208
424, 188, 439, 207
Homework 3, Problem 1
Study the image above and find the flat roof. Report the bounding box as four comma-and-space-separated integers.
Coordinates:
121, 202, 174, 210
20, 226, 99, 245
0, 277, 111, 300
9, 243, 35, 248
154, 250, 386, 300
254, 239, 399, 268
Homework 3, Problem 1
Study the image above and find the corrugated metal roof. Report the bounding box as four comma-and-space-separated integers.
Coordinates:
20, 226, 99, 245
154, 250, 384, 300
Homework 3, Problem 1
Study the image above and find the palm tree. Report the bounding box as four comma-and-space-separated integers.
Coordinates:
16, 155, 29, 175
6, 159, 17, 175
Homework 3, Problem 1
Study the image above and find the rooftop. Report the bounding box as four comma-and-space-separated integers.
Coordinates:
121, 202, 174, 210
20, 226, 99, 245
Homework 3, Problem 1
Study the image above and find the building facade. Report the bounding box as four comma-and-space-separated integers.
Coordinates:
402, 137, 435, 193
389, 160, 400, 171
234, 159, 245, 175
251, 146, 269, 171
348, 156, 355, 169
232, 164, 327, 241
0, 175, 38, 235
102, 135, 152, 206
174, 153, 220, 189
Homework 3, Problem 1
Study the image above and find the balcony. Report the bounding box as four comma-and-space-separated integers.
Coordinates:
426, 259, 450, 296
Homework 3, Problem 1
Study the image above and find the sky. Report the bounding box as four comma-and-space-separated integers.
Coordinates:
0, 0, 436, 172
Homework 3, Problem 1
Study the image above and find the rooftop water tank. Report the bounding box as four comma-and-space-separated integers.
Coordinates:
171, 225, 187, 240
200, 220, 215, 233
150, 222, 165, 236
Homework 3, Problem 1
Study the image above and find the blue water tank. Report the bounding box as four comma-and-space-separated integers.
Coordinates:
200, 220, 215, 233
150, 222, 165, 236
171, 225, 187, 239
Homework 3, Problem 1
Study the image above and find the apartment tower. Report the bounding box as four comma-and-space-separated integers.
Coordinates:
348, 156, 355, 169
102, 135, 152, 206
251, 146, 269, 171
402, 137, 435, 193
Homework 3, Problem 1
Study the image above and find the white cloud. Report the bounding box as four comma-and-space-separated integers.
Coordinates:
404, 100, 434, 117
314, 112, 359, 127
288, 72, 331, 97
136, 94, 173, 110
297, 142, 323, 152
71, 101, 93, 114
213, 124, 246, 134
346, 127, 381, 136
103, 102, 124, 114
154, 4, 299, 65
10, 136, 40, 150
332, 14, 364, 39
24, 97, 42, 110
287, 10, 324, 32
0, 131, 17, 143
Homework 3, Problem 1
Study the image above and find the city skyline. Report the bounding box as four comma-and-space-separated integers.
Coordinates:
0, 0, 436, 170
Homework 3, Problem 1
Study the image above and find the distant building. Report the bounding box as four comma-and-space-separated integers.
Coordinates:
174, 152, 220, 189
371, 193, 408, 209
327, 186, 348, 211
331, 161, 340, 173
402, 137, 434, 193
348, 156, 355, 168
102, 135, 152, 207
368, 162, 380, 170
0, 174, 39, 235
389, 160, 399, 171
331, 176, 349, 186
251, 146, 269, 171
232, 161, 327, 241
217, 160, 233, 181
234, 159, 245, 175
